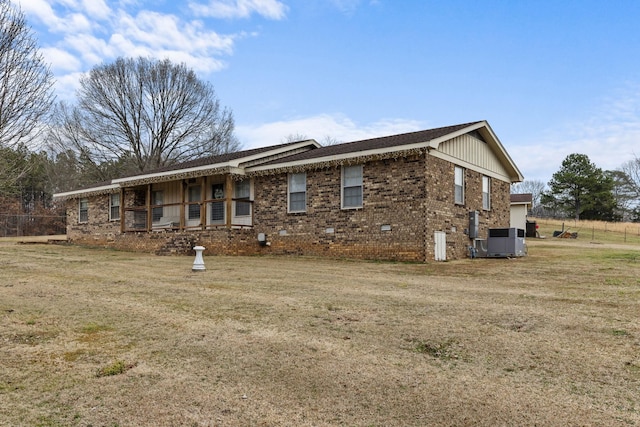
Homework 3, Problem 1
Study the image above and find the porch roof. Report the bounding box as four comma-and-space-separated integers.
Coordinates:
53, 140, 320, 200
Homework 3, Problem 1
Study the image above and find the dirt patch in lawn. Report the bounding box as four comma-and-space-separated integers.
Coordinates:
1, 239, 639, 426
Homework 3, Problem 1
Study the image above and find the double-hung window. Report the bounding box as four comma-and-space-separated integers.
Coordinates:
288, 172, 306, 212
109, 193, 120, 221
482, 176, 491, 210
235, 180, 251, 216
454, 166, 465, 205
79, 198, 88, 223
211, 184, 225, 222
188, 186, 201, 220
342, 165, 363, 209
152, 191, 164, 222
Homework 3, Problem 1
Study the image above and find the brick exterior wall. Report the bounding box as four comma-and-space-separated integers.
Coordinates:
424, 155, 510, 260
252, 154, 427, 261
65, 152, 511, 262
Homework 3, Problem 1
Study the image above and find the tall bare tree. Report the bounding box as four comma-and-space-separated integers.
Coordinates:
49, 57, 239, 179
620, 157, 640, 200
0, 0, 54, 148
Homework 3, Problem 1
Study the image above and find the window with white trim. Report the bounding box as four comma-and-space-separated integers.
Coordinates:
79, 198, 88, 223
482, 176, 491, 210
234, 179, 251, 216
188, 185, 201, 220
152, 191, 164, 222
109, 193, 120, 221
288, 172, 306, 212
454, 166, 465, 205
342, 165, 363, 209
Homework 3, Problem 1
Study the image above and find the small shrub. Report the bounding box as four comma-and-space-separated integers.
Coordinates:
95, 360, 136, 378
611, 329, 630, 337
81, 323, 111, 334
412, 338, 460, 360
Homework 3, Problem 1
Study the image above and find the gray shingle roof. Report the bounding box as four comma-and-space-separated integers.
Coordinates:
117, 140, 312, 178
258, 121, 482, 166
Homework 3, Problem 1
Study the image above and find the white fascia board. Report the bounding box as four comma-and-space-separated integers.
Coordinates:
112, 162, 230, 185
53, 183, 119, 200
480, 123, 524, 182
232, 140, 321, 167
426, 121, 487, 150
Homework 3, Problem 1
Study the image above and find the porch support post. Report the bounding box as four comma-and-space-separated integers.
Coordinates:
225, 174, 233, 227
119, 187, 125, 233
200, 176, 206, 230
146, 184, 152, 232
180, 180, 186, 229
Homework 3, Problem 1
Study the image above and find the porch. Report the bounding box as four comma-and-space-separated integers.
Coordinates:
119, 175, 253, 233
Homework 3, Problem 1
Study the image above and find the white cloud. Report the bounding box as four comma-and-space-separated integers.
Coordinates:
189, 0, 288, 20
237, 114, 427, 149
41, 47, 82, 72
115, 10, 235, 55
11, 0, 61, 29
329, 0, 362, 14
53, 71, 85, 100
64, 33, 111, 65
15, 0, 248, 100
79, 0, 111, 20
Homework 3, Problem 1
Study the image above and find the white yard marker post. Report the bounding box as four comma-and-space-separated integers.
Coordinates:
192, 246, 206, 272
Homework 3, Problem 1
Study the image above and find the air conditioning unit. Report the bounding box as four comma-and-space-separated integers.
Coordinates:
486, 228, 526, 258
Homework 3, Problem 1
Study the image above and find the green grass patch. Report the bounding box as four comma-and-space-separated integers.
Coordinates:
95, 360, 136, 378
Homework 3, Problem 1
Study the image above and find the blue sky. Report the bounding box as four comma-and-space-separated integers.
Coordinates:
11, 0, 640, 183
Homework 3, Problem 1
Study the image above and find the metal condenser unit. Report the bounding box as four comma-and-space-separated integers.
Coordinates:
486, 227, 527, 257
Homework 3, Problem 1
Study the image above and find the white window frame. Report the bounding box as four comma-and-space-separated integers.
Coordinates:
342, 165, 363, 209
210, 183, 225, 223
188, 185, 201, 220
234, 179, 252, 217
79, 198, 88, 223
152, 190, 164, 223
454, 166, 465, 205
109, 193, 120, 221
482, 175, 491, 210
288, 172, 306, 213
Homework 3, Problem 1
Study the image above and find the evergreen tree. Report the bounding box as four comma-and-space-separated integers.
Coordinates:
544, 153, 619, 221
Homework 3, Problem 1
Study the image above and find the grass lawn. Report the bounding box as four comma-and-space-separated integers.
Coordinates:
1, 237, 639, 426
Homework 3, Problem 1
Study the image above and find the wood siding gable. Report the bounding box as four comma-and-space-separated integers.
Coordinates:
437, 133, 509, 179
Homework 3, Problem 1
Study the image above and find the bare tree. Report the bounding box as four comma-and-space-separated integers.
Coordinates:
511, 179, 547, 217
620, 157, 640, 200
320, 135, 342, 146
48, 57, 239, 177
0, 0, 54, 148
282, 133, 341, 145
282, 133, 309, 143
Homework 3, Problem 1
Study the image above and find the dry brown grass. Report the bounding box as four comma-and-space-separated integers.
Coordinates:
533, 217, 640, 245
1, 239, 639, 426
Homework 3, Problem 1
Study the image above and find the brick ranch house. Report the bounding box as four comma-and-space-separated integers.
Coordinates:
53, 120, 523, 261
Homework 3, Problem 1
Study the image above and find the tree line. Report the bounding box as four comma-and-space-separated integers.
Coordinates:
512, 153, 640, 222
